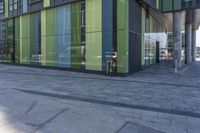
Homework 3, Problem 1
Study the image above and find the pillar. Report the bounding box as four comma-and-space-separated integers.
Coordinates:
173, 12, 182, 69
192, 29, 196, 61
185, 11, 192, 64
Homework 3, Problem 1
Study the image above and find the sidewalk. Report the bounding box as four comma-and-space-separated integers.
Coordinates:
0, 62, 200, 132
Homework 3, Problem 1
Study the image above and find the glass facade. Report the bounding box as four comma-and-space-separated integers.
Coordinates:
0, 0, 168, 75
160, 0, 199, 12
5, 19, 14, 62
142, 8, 167, 66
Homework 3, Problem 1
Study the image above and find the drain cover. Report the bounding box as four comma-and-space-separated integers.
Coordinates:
117, 122, 165, 133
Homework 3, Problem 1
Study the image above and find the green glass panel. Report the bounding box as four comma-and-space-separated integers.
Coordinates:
156, 0, 159, 9
117, 30, 128, 73
44, 0, 50, 7
30, 14, 35, 64
20, 15, 30, 64
5, 0, 8, 17
15, 17, 20, 63
86, 0, 102, 32
5, 19, 14, 62
149, 16, 154, 64
162, 0, 172, 12
174, 0, 181, 10
40, 8, 56, 66
71, 2, 81, 69
117, 0, 128, 73
21, 39, 29, 63
46, 8, 56, 66
117, 0, 128, 30
156, 0, 158, 9
86, 32, 102, 71
141, 8, 145, 66
46, 36, 56, 66
46, 9, 56, 36
41, 10, 47, 65
86, 0, 102, 71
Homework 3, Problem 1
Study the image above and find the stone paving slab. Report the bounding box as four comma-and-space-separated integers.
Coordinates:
117, 122, 165, 133
0, 62, 200, 132
0, 62, 200, 116
0, 88, 197, 133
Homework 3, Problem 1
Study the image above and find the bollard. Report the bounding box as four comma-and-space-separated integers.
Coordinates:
175, 60, 178, 74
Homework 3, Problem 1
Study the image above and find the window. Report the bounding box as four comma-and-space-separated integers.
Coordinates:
0, 1, 4, 13
14, 0, 18, 10
8, 0, 22, 16
81, 1, 85, 28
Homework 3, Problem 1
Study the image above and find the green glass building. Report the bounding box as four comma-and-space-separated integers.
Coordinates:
0, 0, 199, 75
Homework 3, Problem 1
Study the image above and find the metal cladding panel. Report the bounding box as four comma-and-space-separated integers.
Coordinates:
128, 0, 142, 74
102, 0, 113, 72
56, 5, 71, 68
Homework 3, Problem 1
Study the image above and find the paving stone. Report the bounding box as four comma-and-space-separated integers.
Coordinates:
0, 62, 199, 132
117, 122, 165, 133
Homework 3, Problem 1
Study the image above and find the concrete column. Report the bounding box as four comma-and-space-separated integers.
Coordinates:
185, 11, 192, 64
192, 29, 196, 61
173, 12, 182, 69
